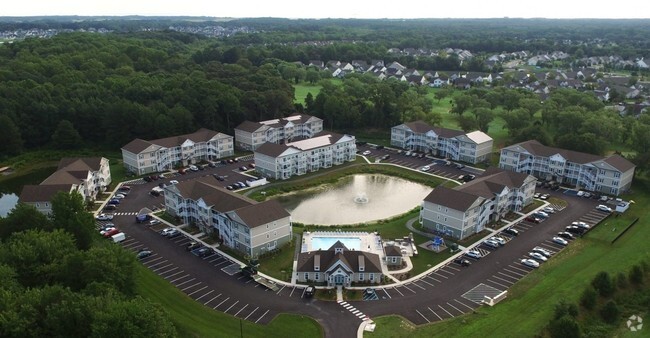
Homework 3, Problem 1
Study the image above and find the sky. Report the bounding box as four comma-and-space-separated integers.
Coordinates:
3, 0, 649, 19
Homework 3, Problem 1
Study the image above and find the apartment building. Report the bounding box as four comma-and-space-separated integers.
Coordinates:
254, 132, 357, 180
164, 176, 292, 257
499, 140, 635, 196
420, 168, 536, 240
121, 128, 234, 175
19, 157, 111, 214
234, 114, 324, 151
391, 121, 493, 164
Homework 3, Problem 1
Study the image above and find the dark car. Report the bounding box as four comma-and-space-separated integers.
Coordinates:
108, 199, 120, 205
178, 168, 187, 175
304, 285, 316, 298
136, 250, 153, 259
454, 258, 471, 267
166, 229, 181, 238
503, 228, 519, 236
241, 265, 258, 277
462, 174, 476, 182
150, 175, 159, 181
525, 216, 541, 224
565, 226, 585, 235
143, 176, 153, 182
557, 231, 575, 240
227, 159, 234, 164
103, 204, 117, 211
239, 166, 248, 171
194, 247, 214, 258
186, 241, 202, 251
135, 214, 152, 223
226, 185, 235, 190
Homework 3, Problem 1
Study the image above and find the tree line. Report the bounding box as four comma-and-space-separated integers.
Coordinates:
0, 192, 176, 337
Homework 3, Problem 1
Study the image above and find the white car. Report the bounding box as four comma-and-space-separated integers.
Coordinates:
465, 250, 482, 259
420, 165, 431, 172
577, 191, 585, 197
490, 236, 507, 246
362, 150, 371, 156
552, 236, 568, 246
113, 194, 125, 200
483, 239, 500, 249
596, 204, 612, 212
160, 227, 175, 236
532, 247, 552, 257
572, 221, 590, 229
521, 258, 540, 268
189, 165, 199, 172
95, 213, 114, 221
533, 193, 541, 199
149, 219, 161, 225
542, 207, 555, 214
528, 252, 548, 262
169, 180, 179, 185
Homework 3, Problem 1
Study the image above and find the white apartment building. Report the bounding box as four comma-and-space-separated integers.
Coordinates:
19, 157, 112, 214
254, 132, 357, 180
391, 121, 493, 164
234, 114, 324, 151
121, 128, 234, 175
499, 140, 635, 196
420, 168, 536, 240
164, 177, 292, 257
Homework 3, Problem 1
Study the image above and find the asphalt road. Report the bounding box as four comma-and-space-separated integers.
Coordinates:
99, 153, 612, 337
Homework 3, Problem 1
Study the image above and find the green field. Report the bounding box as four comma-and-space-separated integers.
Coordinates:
135, 264, 323, 338
294, 82, 322, 104
367, 176, 650, 338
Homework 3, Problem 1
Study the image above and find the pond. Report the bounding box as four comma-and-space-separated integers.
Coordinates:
0, 193, 19, 217
276, 174, 432, 226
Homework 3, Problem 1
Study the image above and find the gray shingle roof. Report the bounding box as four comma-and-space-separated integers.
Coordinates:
423, 186, 482, 211
19, 184, 74, 202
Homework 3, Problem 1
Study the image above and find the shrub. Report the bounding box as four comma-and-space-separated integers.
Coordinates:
580, 287, 597, 310
591, 271, 615, 297
615, 272, 627, 289
599, 300, 620, 324
548, 315, 581, 338
629, 264, 644, 285
554, 300, 579, 319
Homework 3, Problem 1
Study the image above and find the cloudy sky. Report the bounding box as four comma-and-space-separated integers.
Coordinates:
3, 0, 649, 19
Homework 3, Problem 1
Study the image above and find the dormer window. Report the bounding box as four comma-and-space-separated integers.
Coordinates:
335, 247, 343, 254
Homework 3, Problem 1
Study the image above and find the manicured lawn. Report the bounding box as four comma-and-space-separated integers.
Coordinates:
258, 240, 296, 282
367, 177, 650, 338
294, 82, 322, 104
135, 264, 323, 338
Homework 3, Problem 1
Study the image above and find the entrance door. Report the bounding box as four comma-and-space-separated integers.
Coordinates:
334, 274, 345, 285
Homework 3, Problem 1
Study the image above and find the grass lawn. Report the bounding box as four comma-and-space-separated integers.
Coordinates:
258, 240, 296, 282
367, 176, 650, 338
294, 82, 322, 104
135, 265, 323, 338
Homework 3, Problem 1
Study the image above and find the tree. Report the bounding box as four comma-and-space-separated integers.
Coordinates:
519, 98, 542, 118
304, 92, 315, 113
501, 108, 531, 137
0, 115, 24, 157
472, 107, 494, 133
600, 300, 620, 324
629, 264, 644, 285
51, 120, 83, 150
306, 69, 320, 84
450, 93, 471, 115
457, 114, 478, 132
0, 203, 52, 240
434, 88, 451, 103
591, 271, 615, 297
51, 192, 96, 250
554, 301, 579, 319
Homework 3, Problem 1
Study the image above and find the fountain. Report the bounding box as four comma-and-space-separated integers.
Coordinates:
353, 192, 369, 204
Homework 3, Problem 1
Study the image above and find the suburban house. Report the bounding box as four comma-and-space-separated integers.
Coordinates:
296, 241, 382, 287
391, 121, 493, 164
254, 132, 357, 180
19, 157, 111, 214
121, 128, 234, 175
420, 168, 536, 240
163, 176, 291, 257
499, 140, 635, 196
234, 114, 324, 151
384, 245, 403, 267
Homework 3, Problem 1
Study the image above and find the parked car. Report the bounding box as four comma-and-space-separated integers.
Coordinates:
178, 168, 187, 174
455, 163, 465, 169
557, 231, 575, 240
169, 180, 179, 185
118, 185, 131, 191
215, 175, 225, 181
596, 204, 612, 212
304, 285, 316, 298
137, 250, 153, 259
95, 213, 114, 221
540, 194, 550, 200
552, 236, 569, 246
490, 236, 507, 246
143, 176, 153, 182
521, 258, 540, 268
462, 174, 476, 182
528, 252, 548, 262
454, 257, 471, 267
160, 227, 175, 236
483, 239, 500, 249
533, 211, 549, 219
572, 221, 590, 230
103, 205, 117, 211
503, 228, 519, 236
239, 166, 248, 171
99, 227, 116, 235
381, 154, 390, 160
108, 199, 120, 205
186, 241, 202, 251
525, 216, 542, 224
249, 163, 256, 168
166, 229, 181, 238
149, 219, 161, 225
599, 195, 609, 202
420, 165, 431, 172
226, 185, 235, 190
189, 165, 199, 172
362, 150, 371, 156
136, 214, 152, 223
577, 191, 585, 197
532, 247, 552, 257
533, 193, 541, 198
194, 247, 214, 258
465, 250, 482, 259
583, 192, 592, 198
112, 194, 125, 200
102, 228, 120, 238
565, 226, 585, 235
542, 206, 555, 214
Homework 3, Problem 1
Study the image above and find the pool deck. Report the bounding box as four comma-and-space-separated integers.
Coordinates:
301, 231, 384, 257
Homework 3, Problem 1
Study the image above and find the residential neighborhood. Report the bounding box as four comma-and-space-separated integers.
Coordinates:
234, 114, 324, 151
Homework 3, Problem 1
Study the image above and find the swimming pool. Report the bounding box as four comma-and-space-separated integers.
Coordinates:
311, 237, 361, 251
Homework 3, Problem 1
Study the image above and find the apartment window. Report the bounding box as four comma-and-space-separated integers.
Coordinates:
614, 172, 621, 178
304, 273, 309, 280
359, 273, 364, 281
315, 273, 320, 280
266, 234, 270, 239
392, 257, 397, 263
370, 274, 374, 281
444, 217, 447, 222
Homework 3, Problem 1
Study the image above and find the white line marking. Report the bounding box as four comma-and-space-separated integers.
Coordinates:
188, 286, 208, 296
195, 290, 214, 302
416, 309, 430, 323
438, 304, 454, 318
428, 307, 442, 320
214, 297, 230, 309
204, 294, 221, 305
255, 310, 270, 323
224, 300, 240, 313
245, 307, 259, 320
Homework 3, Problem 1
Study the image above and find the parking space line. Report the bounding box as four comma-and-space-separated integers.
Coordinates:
426, 275, 442, 283
143, 256, 164, 265
437, 269, 455, 276
446, 302, 464, 314
289, 286, 296, 297
401, 285, 417, 294
235, 304, 248, 317
204, 294, 221, 306
503, 268, 526, 277
416, 309, 430, 323
300, 287, 307, 298
174, 277, 195, 286
445, 265, 461, 272
208, 257, 223, 263
164, 270, 184, 280
495, 272, 517, 282
276, 285, 286, 295
127, 244, 144, 251
179, 280, 200, 290
255, 310, 270, 324
438, 304, 454, 318
122, 241, 141, 249
158, 266, 178, 276
214, 261, 230, 267
382, 288, 392, 299
428, 307, 443, 321
391, 287, 405, 297
224, 300, 240, 313
188, 285, 208, 296
409, 282, 426, 290
431, 271, 449, 279
195, 290, 214, 302
214, 297, 230, 309
244, 307, 259, 320
146, 259, 168, 269
487, 278, 511, 289
152, 263, 174, 272
454, 298, 476, 311
507, 265, 530, 273
419, 278, 436, 287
